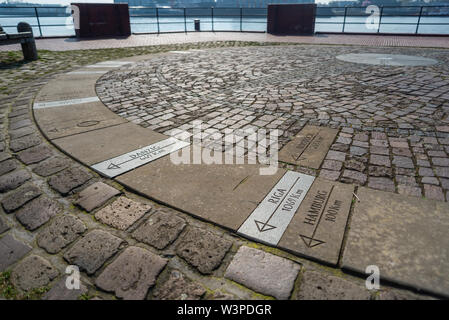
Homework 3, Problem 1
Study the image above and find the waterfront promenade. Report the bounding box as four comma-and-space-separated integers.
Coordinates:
1, 32, 449, 51
0, 33, 448, 301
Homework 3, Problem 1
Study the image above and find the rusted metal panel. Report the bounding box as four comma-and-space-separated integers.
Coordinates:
267, 4, 316, 35
72, 3, 131, 38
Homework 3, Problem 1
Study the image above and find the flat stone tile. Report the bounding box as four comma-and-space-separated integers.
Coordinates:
1, 184, 42, 213
117, 147, 286, 231
52, 122, 167, 166
34, 101, 127, 140
279, 125, 338, 169
176, 227, 232, 274
11, 255, 59, 291
95, 196, 150, 230
224, 246, 300, 300
238, 171, 315, 246
9, 134, 41, 152
0, 216, 9, 234
8, 126, 35, 140
48, 167, 92, 195
295, 270, 371, 300
75, 182, 121, 212
32, 156, 71, 177
278, 179, 354, 265
63, 229, 124, 275
17, 145, 53, 165
0, 234, 32, 271
43, 277, 88, 300
153, 270, 206, 300
0, 169, 31, 193
0, 159, 18, 176
132, 210, 186, 250
16, 196, 62, 231
34, 75, 98, 103
95, 246, 167, 300
342, 187, 449, 297
37, 215, 87, 254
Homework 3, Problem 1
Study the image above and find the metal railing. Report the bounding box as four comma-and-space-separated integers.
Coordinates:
1, 5, 449, 38
128, 7, 267, 34
316, 5, 449, 34
0, 5, 72, 38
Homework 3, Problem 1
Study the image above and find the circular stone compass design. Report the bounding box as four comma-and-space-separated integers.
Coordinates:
336, 53, 439, 66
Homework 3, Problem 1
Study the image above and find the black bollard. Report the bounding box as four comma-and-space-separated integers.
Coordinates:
194, 19, 200, 31
17, 22, 38, 61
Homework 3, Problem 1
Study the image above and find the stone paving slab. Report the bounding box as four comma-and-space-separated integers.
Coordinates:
33, 101, 127, 140
11, 255, 59, 291
0, 234, 32, 271
132, 210, 186, 250
295, 270, 371, 300
37, 215, 87, 254
279, 125, 338, 169
95, 246, 167, 300
15, 196, 62, 231
238, 171, 315, 246
94, 196, 150, 230
43, 277, 88, 300
224, 246, 301, 300
52, 122, 167, 166
0, 216, 9, 234
342, 187, 449, 297
34, 76, 98, 103
153, 270, 206, 300
75, 182, 121, 212
117, 147, 285, 230
47, 167, 92, 196
63, 229, 125, 275
1, 184, 42, 213
176, 227, 232, 275
278, 179, 354, 266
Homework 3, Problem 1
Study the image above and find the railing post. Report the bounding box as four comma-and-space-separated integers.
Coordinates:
34, 7, 42, 37
377, 6, 384, 33
156, 7, 160, 34
416, 6, 423, 34
184, 7, 187, 33
211, 7, 214, 32
240, 7, 243, 32
342, 6, 348, 33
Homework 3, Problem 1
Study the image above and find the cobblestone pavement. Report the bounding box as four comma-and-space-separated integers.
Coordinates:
1, 32, 449, 52
97, 45, 449, 202
0, 41, 442, 300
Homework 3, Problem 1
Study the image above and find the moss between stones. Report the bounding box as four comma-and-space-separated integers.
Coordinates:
0, 270, 50, 300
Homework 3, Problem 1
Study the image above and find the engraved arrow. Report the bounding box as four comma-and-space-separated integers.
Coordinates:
300, 235, 326, 248
299, 185, 334, 249
106, 141, 176, 170
253, 176, 301, 233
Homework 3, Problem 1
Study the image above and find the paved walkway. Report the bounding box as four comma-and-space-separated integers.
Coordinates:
1, 32, 449, 52
0, 40, 447, 301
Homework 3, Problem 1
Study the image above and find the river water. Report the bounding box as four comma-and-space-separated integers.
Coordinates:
1, 15, 448, 37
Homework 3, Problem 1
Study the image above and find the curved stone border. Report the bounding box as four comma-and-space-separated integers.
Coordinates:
32, 50, 449, 298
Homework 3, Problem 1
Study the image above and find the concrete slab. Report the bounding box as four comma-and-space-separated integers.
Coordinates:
116, 147, 286, 231
277, 179, 354, 265
336, 53, 438, 66
279, 125, 338, 169
342, 187, 449, 297
34, 101, 127, 140
52, 123, 167, 166
237, 171, 315, 246
92, 137, 190, 178
34, 75, 98, 103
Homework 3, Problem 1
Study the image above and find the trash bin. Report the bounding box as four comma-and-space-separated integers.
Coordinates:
194, 19, 200, 31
